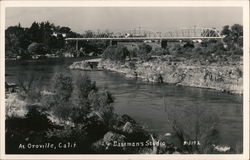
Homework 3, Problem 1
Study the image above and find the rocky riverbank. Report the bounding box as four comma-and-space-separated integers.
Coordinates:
97, 58, 243, 94
69, 58, 101, 70
5, 80, 236, 154
5, 90, 177, 154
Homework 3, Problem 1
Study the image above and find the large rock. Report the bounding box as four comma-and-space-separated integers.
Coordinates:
122, 122, 134, 134
91, 131, 126, 153
5, 93, 28, 119
122, 122, 150, 142
111, 114, 137, 130
121, 114, 136, 125
69, 61, 94, 70
5, 82, 18, 93
103, 131, 126, 144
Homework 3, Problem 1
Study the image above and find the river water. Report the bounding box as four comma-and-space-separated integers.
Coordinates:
5, 58, 243, 152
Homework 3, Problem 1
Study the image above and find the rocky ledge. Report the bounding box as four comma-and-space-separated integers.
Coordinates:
69, 60, 95, 70
97, 59, 243, 94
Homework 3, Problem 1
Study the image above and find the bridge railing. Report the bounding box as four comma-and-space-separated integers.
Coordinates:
66, 27, 222, 39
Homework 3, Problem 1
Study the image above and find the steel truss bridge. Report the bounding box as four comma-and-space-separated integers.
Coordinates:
65, 27, 223, 49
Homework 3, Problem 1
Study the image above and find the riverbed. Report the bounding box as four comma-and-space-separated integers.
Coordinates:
5, 58, 243, 152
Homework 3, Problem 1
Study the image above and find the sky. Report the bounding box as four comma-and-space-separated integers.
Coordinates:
5, 7, 243, 34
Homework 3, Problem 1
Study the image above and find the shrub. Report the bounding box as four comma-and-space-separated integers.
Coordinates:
169, 43, 182, 56
28, 42, 49, 55
76, 74, 97, 100
102, 45, 129, 62
150, 47, 170, 56
135, 43, 152, 61
128, 47, 138, 59
70, 74, 99, 122
47, 73, 115, 126
52, 73, 73, 102
183, 40, 194, 48
16, 72, 42, 102
232, 47, 243, 55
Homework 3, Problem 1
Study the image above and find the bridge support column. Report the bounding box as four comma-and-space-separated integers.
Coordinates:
110, 40, 117, 46
76, 40, 79, 50
161, 40, 168, 49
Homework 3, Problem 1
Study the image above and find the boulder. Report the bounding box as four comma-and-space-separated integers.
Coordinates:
69, 61, 93, 70
111, 114, 136, 129
88, 52, 95, 57
5, 93, 28, 119
121, 114, 136, 124
122, 122, 134, 134
122, 122, 150, 142
91, 131, 126, 153
5, 82, 18, 93
103, 131, 126, 143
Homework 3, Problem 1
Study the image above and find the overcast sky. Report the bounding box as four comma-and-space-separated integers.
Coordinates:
5, 7, 242, 33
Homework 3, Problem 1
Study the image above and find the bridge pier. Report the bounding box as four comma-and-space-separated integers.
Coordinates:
76, 40, 79, 50
110, 40, 117, 46
161, 40, 168, 49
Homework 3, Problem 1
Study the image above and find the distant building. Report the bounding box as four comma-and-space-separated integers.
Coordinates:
192, 39, 202, 43
52, 32, 67, 38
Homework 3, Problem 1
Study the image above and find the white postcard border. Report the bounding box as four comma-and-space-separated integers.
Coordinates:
0, 1, 249, 160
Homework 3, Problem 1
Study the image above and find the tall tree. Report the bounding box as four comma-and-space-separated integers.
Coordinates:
59, 27, 71, 33
28, 21, 41, 42
221, 24, 243, 48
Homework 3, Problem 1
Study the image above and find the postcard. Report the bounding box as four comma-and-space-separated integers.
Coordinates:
0, 1, 249, 160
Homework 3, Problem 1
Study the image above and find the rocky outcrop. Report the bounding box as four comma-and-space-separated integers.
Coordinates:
91, 131, 127, 153
5, 82, 18, 93
98, 59, 243, 94
69, 61, 94, 70
5, 93, 28, 118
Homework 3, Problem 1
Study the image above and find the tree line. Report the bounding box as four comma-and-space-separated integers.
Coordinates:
5, 22, 243, 60
5, 21, 81, 58
102, 24, 243, 65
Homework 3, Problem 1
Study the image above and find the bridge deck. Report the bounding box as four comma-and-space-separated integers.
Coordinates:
65, 37, 222, 41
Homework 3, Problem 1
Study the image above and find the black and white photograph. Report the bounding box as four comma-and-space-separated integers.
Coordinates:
0, 1, 249, 159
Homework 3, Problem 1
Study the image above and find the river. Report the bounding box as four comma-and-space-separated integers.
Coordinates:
5, 58, 243, 152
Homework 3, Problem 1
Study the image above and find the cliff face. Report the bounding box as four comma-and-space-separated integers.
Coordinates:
98, 59, 243, 94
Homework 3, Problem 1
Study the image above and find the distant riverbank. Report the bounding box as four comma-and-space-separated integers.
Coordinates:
70, 58, 243, 94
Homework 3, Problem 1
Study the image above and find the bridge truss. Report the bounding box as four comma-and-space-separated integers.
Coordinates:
65, 27, 222, 50
66, 27, 222, 41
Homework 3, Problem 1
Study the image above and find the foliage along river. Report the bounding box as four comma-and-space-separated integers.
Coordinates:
5, 58, 243, 152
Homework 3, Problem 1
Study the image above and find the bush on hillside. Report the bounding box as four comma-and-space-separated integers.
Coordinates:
16, 72, 42, 102
135, 43, 152, 61
28, 42, 49, 55
150, 47, 170, 56
102, 45, 129, 62
6, 73, 118, 153
52, 73, 73, 102
165, 39, 244, 65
